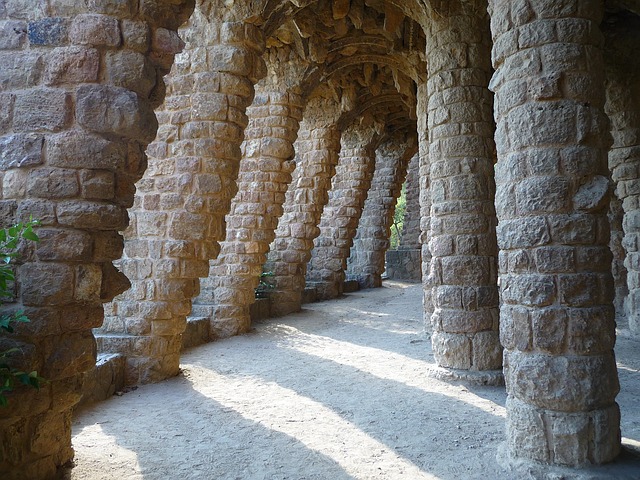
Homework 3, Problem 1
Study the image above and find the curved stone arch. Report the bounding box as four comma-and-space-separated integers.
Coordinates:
101, 0, 268, 386
347, 129, 418, 288
337, 93, 409, 131
301, 52, 423, 97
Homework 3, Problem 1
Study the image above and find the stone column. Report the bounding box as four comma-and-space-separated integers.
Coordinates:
399, 153, 421, 250
605, 70, 640, 334
0, 1, 193, 477
347, 136, 415, 288
101, 7, 266, 384
489, 0, 620, 468
426, 1, 501, 374
268, 96, 342, 316
307, 121, 380, 300
191, 87, 303, 338
417, 81, 434, 332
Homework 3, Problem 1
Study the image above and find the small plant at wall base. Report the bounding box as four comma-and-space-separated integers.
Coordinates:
255, 271, 276, 299
0, 219, 44, 407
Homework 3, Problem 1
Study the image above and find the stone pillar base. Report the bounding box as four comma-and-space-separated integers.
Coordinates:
496, 442, 640, 480
426, 365, 504, 387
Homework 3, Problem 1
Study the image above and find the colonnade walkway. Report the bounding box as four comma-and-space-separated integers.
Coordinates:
71, 282, 640, 479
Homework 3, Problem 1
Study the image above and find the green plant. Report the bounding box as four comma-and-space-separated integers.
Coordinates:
390, 183, 407, 249
0, 219, 44, 406
255, 270, 275, 299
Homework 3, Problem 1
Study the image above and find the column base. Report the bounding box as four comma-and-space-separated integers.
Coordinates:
426, 365, 504, 386
497, 441, 640, 480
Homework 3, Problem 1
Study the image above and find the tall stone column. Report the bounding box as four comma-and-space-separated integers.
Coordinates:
268, 96, 342, 316
425, 1, 501, 374
399, 153, 421, 250
417, 81, 434, 332
0, 1, 193, 477
191, 87, 303, 338
347, 136, 415, 288
489, 0, 620, 468
605, 68, 640, 334
102, 6, 266, 384
307, 121, 380, 300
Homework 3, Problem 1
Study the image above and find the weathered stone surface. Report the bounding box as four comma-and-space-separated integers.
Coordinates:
76, 84, 158, 143
44, 46, 99, 85
0, 134, 43, 169
490, 0, 620, 469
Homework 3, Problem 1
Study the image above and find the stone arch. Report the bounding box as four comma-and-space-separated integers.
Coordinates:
347, 131, 418, 288
101, 0, 267, 385
190, 43, 309, 339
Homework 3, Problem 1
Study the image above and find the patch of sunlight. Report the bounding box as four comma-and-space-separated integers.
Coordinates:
187, 367, 443, 480
274, 324, 506, 418
623, 437, 640, 450
617, 363, 640, 374
73, 423, 142, 479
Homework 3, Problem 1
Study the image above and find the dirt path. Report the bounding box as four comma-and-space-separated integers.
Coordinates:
71, 282, 640, 479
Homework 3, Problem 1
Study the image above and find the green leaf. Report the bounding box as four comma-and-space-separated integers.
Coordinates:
22, 230, 39, 242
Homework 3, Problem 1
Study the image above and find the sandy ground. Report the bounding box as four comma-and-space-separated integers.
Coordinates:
71, 281, 640, 480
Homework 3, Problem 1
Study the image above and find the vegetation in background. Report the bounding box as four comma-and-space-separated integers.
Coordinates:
0, 219, 44, 406
390, 183, 407, 249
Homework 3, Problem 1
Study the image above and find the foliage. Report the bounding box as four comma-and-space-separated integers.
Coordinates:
255, 271, 275, 299
390, 183, 407, 250
0, 219, 44, 407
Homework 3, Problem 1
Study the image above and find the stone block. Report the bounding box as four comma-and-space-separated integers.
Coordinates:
500, 274, 556, 307
105, 50, 156, 97
20, 262, 74, 306
28, 17, 68, 45
548, 411, 590, 466
13, 88, 71, 132
44, 46, 99, 85
56, 200, 127, 230
47, 132, 127, 170
505, 397, 550, 463
43, 331, 96, 380
472, 331, 502, 370
79, 169, 115, 200
76, 85, 157, 143
431, 331, 471, 369
505, 351, 619, 412
0, 134, 43, 170
69, 14, 120, 47
58, 304, 103, 331
0, 20, 27, 49
152, 27, 184, 55
86, 0, 135, 15
0, 92, 14, 133
16, 199, 55, 225
531, 307, 567, 354
36, 228, 92, 262
26, 167, 78, 198
121, 20, 149, 52
567, 306, 615, 355
74, 264, 102, 302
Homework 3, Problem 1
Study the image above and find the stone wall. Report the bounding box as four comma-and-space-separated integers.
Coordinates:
0, 0, 194, 477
